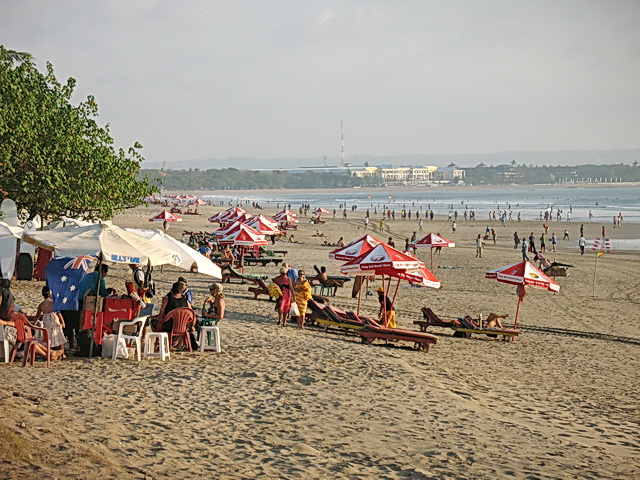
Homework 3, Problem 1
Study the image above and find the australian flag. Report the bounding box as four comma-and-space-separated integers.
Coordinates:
45, 256, 94, 311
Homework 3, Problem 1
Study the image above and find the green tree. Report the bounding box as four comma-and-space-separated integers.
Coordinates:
0, 46, 158, 222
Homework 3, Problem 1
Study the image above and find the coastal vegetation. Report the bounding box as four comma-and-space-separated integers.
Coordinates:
0, 46, 158, 221
144, 163, 640, 191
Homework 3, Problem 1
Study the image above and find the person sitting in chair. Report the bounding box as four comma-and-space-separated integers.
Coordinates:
317, 266, 340, 296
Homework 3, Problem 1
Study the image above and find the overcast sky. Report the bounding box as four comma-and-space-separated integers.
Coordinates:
2, 0, 639, 166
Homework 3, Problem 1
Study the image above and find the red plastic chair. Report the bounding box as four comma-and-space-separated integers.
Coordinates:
10, 312, 52, 367
160, 308, 196, 352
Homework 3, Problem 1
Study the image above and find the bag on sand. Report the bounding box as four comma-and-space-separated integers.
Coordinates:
76, 330, 101, 357
101, 334, 128, 359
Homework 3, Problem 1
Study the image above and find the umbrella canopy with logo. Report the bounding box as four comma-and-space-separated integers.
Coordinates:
149, 210, 182, 222
485, 260, 559, 330
219, 224, 267, 247
411, 233, 455, 271
23, 223, 182, 266
314, 207, 330, 215
329, 234, 381, 261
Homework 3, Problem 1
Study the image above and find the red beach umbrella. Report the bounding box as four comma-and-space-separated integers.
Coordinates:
314, 207, 330, 215
328, 234, 382, 261
245, 215, 281, 236
149, 210, 182, 222
219, 224, 267, 246
340, 243, 422, 319
485, 260, 559, 330
273, 209, 298, 221
411, 232, 455, 271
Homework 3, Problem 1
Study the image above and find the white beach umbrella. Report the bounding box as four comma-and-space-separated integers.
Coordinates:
126, 229, 222, 278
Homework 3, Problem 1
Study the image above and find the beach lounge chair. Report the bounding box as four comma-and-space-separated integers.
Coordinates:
221, 265, 268, 284
243, 257, 283, 267
248, 278, 273, 300
314, 305, 366, 333
359, 320, 438, 352
415, 308, 521, 340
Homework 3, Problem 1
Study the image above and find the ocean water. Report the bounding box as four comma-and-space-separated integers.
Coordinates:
203, 185, 640, 224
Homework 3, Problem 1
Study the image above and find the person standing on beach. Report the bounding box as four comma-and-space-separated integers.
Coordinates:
579, 236, 586, 255
528, 232, 537, 254
563, 229, 570, 240
540, 233, 546, 253
513, 232, 520, 249
451, 221, 457, 233
475, 234, 483, 258
163, 219, 169, 233
418, 218, 424, 232
522, 238, 530, 261
551, 233, 557, 252
580, 224, 584, 237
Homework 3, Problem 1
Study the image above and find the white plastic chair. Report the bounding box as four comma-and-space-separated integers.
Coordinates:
0, 326, 10, 363
112, 316, 148, 361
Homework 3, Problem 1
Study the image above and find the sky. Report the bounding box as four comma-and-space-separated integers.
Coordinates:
2, 0, 640, 167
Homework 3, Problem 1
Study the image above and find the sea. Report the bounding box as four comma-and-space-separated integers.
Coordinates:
203, 184, 640, 224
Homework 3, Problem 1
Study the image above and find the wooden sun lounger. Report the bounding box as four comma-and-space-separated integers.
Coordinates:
414, 308, 521, 340
243, 257, 283, 267
359, 323, 438, 352
314, 305, 365, 333
221, 265, 268, 284
248, 278, 272, 300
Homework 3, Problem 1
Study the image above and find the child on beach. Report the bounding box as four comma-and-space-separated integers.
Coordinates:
34, 286, 67, 359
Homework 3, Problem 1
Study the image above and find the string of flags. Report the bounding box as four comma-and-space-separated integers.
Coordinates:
592, 237, 612, 256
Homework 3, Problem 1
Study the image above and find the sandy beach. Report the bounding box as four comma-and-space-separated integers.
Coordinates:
1, 202, 638, 479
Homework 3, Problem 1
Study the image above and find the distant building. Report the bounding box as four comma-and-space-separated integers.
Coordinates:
435, 164, 465, 182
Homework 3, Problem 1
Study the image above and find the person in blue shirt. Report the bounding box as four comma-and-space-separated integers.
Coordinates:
78, 264, 113, 302
283, 262, 298, 282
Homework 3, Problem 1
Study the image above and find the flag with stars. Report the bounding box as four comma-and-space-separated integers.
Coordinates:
45, 256, 93, 311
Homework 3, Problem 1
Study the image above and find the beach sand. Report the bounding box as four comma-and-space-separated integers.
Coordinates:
1, 203, 638, 479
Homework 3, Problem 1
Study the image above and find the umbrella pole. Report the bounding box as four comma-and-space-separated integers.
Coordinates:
381, 274, 387, 327
390, 277, 401, 309
513, 292, 523, 330
89, 255, 102, 359
430, 247, 434, 272
356, 276, 362, 315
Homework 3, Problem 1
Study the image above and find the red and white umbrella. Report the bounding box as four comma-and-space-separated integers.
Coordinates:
215, 220, 246, 238
485, 260, 559, 330
273, 209, 297, 221
340, 243, 421, 274
208, 207, 243, 224
411, 232, 455, 271
219, 224, 267, 246
149, 210, 182, 222
340, 243, 423, 320
329, 234, 381, 261
314, 207, 330, 215
245, 215, 281, 236
388, 251, 441, 289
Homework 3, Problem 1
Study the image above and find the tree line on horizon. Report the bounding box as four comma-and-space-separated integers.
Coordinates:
142, 163, 640, 191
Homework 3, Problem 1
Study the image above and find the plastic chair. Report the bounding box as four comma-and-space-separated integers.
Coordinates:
161, 308, 196, 352
112, 316, 148, 361
10, 313, 51, 367
0, 326, 10, 363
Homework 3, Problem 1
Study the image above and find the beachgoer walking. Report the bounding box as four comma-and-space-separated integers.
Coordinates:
563, 229, 569, 240
551, 233, 557, 252
578, 236, 586, 255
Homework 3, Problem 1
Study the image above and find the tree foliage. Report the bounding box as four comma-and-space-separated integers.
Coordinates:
0, 46, 158, 222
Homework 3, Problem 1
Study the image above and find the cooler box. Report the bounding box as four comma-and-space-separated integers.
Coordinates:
81, 311, 104, 344
103, 298, 138, 330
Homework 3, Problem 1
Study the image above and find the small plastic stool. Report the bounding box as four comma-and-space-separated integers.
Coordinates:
312, 285, 332, 296
144, 332, 171, 361
199, 326, 221, 352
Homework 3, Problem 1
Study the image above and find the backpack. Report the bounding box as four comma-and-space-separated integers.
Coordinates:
144, 270, 155, 298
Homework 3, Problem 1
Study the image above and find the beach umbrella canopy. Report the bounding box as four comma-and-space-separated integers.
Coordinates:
219, 224, 267, 246
485, 260, 559, 330
245, 215, 282, 235
386, 251, 440, 288
215, 220, 246, 238
314, 207, 330, 215
411, 233, 455, 271
273, 209, 298, 223
23, 223, 182, 266
125, 229, 222, 278
340, 243, 421, 274
149, 210, 182, 222
225, 212, 253, 224
0, 221, 24, 239
329, 234, 381, 261
209, 207, 247, 224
